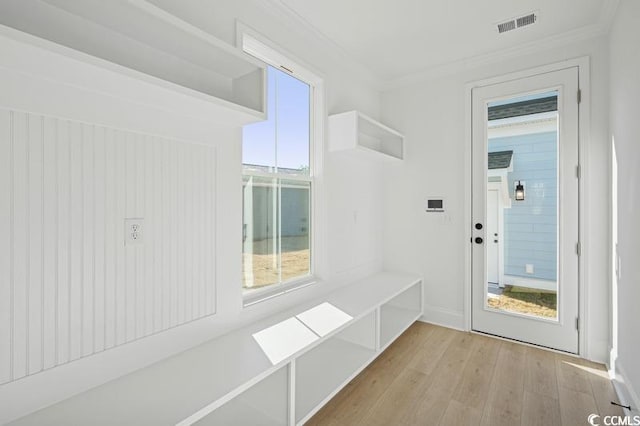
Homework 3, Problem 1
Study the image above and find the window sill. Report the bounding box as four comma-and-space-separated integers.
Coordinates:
243, 277, 318, 307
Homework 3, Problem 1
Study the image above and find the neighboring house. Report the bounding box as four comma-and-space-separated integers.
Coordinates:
242, 164, 310, 243
487, 95, 559, 292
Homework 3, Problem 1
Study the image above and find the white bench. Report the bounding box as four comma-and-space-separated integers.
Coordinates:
9, 272, 423, 426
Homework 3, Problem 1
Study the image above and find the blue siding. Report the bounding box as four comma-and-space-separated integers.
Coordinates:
489, 131, 558, 281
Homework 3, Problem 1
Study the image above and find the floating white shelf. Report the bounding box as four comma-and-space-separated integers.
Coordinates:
329, 110, 404, 161
7, 272, 422, 426
0, 0, 265, 135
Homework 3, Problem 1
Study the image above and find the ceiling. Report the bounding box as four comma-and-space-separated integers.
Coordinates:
0, 0, 614, 88
275, 0, 610, 82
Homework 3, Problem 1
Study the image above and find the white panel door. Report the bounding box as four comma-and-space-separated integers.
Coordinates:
471, 67, 579, 353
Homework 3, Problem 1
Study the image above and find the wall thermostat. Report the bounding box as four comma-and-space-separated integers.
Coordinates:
425, 197, 445, 212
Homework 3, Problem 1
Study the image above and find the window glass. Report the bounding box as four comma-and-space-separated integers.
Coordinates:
242, 65, 312, 294
275, 69, 310, 174
280, 179, 310, 283
242, 67, 310, 174
242, 176, 279, 289
242, 69, 277, 172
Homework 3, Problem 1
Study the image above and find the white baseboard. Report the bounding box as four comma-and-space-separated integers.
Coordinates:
613, 359, 640, 416
587, 338, 609, 364
419, 305, 465, 331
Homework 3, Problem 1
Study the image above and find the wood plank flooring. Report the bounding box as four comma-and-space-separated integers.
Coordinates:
306, 322, 622, 426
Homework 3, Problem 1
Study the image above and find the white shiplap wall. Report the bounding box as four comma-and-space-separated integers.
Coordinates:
0, 108, 216, 384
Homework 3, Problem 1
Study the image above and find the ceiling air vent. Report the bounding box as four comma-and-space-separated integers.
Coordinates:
497, 11, 538, 34
497, 20, 516, 33
516, 13, 537, 28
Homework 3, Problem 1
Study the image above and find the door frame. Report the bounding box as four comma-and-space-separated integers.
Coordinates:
486, 182, 505, 286
463, 57, 591, 358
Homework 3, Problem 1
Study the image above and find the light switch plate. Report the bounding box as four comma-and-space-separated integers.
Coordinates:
125, 218, 144, 246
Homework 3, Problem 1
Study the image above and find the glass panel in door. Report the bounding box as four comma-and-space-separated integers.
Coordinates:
472, 67, 578, 353
485, 91, 559, 320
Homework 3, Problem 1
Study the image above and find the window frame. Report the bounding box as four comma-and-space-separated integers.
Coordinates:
238, 26, 326, 306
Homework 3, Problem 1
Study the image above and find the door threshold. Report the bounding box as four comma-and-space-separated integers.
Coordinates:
470, 329, 580, 358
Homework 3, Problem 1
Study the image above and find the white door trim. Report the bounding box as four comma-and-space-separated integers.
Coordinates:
463, 57, 591, 358
487, 182, 505, 286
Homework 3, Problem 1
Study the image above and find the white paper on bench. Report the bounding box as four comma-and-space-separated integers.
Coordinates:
252, 317, 319, 365
296, 302, 353, 337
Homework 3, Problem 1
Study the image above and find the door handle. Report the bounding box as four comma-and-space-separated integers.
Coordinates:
475, 237, 483, 244
494, 240, 498, 243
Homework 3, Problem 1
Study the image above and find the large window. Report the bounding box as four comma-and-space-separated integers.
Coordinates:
242, 65, 313, 296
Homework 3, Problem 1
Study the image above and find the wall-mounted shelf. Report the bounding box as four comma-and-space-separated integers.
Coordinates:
329, 110, 404, 161
0, 0, 265, 138
6, 272, 423, 426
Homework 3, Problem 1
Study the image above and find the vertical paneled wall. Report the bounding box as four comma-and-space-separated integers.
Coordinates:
0, 108, 216, 384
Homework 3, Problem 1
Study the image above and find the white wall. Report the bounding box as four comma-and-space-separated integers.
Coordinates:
0, 1, 386, 422
381, 35, 611, 362
609, 0, 640, 412
143, 0, 386, 282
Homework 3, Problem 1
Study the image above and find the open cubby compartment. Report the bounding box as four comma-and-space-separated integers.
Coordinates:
357, 114, 404, 160
193, 365, 289, 426
328, 111, 404, 161
294, 310, 377, 424
0, 0, 265, 115
380, 281, 423, 349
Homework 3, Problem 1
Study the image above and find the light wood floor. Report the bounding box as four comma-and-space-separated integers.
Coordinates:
307, 322, 622, 426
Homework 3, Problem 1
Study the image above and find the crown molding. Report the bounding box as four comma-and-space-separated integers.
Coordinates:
382, 20, 610, 91
258, 0, 384, 90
